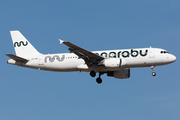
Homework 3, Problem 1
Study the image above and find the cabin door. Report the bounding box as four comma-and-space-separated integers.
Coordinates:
38, 55, 44, 67
149, 48, 155, 58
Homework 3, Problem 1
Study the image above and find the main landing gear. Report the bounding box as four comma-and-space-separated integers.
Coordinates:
90, 71, 104, 84
96, 77, 102, 84
90, 70, 96, 77
151, 66, 156, 76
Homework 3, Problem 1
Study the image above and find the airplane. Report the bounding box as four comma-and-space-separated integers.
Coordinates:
6, 30, 176, 84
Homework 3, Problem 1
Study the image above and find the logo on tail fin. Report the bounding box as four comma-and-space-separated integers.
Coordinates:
14, 41, 28, 47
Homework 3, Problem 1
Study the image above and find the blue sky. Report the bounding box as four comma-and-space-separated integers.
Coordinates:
1, 0, 180, 120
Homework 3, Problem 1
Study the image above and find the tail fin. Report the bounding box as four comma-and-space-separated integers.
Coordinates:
10, 30, 41, 58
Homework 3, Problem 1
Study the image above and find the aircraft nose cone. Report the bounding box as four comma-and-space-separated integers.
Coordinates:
165, 54, 176, 64
171, 55, 176, 62
168, 54, 176, 63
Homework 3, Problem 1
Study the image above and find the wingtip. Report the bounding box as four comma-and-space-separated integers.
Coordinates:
59, 39, 64, 44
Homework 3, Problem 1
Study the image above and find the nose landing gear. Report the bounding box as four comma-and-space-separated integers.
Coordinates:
151, 66, 156, 76
152, 72, 156, 76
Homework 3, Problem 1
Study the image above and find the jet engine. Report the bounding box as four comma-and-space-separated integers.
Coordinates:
102, 58, 127, 68
107, 68, 130, 79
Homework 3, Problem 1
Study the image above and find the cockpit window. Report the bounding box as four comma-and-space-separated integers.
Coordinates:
160, 51, 169, 54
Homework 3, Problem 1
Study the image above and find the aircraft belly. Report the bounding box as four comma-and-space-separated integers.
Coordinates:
43, 60, 83, 71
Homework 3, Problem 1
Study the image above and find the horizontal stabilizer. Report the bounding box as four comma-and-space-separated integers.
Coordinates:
6, 54, 28, 62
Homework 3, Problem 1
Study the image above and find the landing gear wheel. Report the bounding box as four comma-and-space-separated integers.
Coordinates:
152, 72, 156, 76
96, 77, 102, 84
90, 71, 96, 77
151, 66, 156, 76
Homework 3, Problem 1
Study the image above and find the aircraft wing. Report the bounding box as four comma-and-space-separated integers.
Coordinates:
59, 39, 104, 65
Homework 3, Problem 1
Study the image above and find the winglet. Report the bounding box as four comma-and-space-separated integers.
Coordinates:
59, 39, 64, 44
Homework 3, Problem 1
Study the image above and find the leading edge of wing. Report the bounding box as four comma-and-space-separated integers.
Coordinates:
59, 39, 104, 61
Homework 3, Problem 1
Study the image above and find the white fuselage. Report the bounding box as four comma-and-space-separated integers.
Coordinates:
8, 47, 176, 72
7, 30, 177, 83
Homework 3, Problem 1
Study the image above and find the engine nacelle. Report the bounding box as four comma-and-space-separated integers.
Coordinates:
104, 58, 120, 68
107, 69, 130, 79
103, 58, 127, 68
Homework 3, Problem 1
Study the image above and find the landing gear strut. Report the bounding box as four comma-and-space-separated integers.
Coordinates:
151, 66, 156, 76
